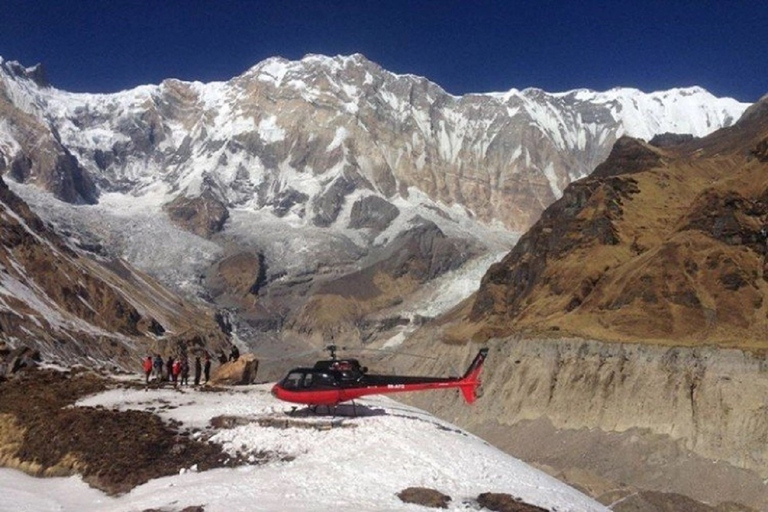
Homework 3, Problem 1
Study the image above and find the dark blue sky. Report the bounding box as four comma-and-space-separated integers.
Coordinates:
1, 1, 765, 102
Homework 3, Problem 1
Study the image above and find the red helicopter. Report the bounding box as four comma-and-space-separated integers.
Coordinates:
271, 345, 488, 408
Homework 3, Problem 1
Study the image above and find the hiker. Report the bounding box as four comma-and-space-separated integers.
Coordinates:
204, 354, 211, 384
229, 345, 240, 362
142, 356, 153, 384
180, 356, 190, 386
166, 356, 174, 382
194, 356, 202, 386
153, 354, 164, 380
172, 358, 181, 388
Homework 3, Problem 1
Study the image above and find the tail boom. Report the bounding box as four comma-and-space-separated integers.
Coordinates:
459, 348, 489, 404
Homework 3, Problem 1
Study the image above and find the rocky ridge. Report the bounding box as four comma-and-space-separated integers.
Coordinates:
0, 55, 747, 233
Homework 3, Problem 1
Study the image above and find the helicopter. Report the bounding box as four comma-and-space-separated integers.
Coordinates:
270, 345, 488, 408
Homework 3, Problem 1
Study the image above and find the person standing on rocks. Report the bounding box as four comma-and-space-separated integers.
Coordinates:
166, 356, 174, 382
194, 355, 202, 386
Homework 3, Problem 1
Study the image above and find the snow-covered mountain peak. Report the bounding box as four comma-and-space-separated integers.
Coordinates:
0, 57, 48, 87
0, 52, 752, 348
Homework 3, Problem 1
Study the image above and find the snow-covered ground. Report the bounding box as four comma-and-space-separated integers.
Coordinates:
0, 380, 609, 512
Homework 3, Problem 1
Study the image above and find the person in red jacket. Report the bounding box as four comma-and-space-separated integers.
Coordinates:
142, 356, 153, 384
172, 358, 182, 388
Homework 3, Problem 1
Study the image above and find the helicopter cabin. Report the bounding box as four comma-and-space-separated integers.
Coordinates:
279, 359, 367, 391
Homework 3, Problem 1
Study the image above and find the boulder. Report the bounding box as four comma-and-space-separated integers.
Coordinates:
209, 353, 259, 385
476, 493, 548, 512
396, 487, 451, 509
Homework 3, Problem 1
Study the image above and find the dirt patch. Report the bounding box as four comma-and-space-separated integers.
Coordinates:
476, 492, 548, 511
397, 487, 451, 509
0, 367, 237, 495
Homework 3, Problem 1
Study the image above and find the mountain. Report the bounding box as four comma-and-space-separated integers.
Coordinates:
0, 368, 609, 512
0, 54, 749, 354
0, 54, 762, 510
0, 55, 746, 231
462, 93, 768, 347
0, 172, 229, 367
383, 95, 768, 510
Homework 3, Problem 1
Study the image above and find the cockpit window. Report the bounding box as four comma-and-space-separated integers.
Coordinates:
282, 371, 338, 390
314, 373, 337, 388
283, 372, 304, 390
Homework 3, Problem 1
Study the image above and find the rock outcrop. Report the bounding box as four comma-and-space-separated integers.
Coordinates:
209, 353, 259, 385
164, 192, 229, 238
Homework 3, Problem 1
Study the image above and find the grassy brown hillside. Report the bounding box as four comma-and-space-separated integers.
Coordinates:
462, 95, 768, 349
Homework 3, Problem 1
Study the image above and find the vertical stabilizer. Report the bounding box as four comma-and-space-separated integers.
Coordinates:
459, 348, 488, 403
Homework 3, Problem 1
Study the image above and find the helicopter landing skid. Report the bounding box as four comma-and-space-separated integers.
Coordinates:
286, 400, 361, 418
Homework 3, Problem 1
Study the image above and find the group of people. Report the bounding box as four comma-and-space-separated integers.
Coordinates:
142, 352, 211, 388
217, 345, 240, 365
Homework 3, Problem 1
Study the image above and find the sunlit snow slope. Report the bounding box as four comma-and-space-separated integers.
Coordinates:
0, 382, 609, 512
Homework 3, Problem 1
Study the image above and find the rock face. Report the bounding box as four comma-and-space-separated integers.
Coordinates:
466, 94, 768, 347
388, 335, 768, 510
0, 55, 747, 232
0, 60, 97, 205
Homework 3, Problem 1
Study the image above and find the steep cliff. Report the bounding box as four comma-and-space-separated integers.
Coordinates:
395, 336, 768, 509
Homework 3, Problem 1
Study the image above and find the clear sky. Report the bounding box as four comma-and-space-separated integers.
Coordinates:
1, 1, 765, 102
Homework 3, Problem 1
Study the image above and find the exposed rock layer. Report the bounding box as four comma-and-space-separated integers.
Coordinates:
396, 336, 768, 510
